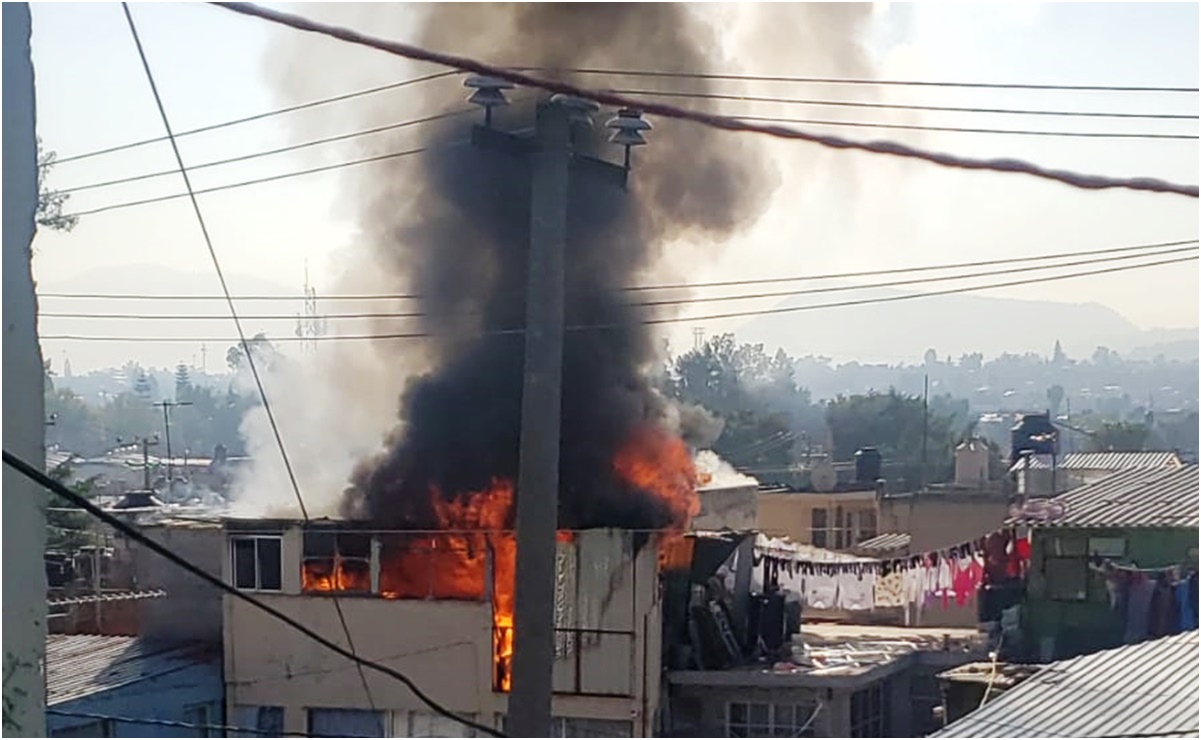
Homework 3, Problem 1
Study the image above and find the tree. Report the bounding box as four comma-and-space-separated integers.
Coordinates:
1052, 340, 1068, 365
1047, 385, 1065, 417
175, 362, 192, 402
226, 333, 282, 373
36, 140, 78, 233
1092, 421, 1150, 452
45, 463, 98, 552
923, 348, 938, 368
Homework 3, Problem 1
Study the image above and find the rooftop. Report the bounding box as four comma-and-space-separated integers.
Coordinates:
45, 634, 215, 706
932, 631, 1199, 738
1013, 464, 1199, 529
853, 532, 911, 553
1008, 450, 1183, 474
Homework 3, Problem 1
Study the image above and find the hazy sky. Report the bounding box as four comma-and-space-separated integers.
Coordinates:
29, 2, 1199, 373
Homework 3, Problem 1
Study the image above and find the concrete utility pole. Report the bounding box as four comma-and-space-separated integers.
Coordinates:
510, 100, 572, 739
2, 4, 47, 735
153, 400, 191, 484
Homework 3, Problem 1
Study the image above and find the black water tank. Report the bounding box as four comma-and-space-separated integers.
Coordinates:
854, 447, 882, 483
1010, 413, 1058, 463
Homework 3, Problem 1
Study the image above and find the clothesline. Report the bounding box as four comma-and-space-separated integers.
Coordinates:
754, 526, 1017, 575
1088, 554, 1199, 575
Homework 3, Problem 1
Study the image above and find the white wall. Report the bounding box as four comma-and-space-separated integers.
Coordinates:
2, 4, 47, 734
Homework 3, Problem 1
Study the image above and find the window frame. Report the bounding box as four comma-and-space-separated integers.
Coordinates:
230, 535, 283, 592
811, 508, 829, 549
1044, 556, 1089, 601
725, 701, 817, 738
302, 530, 373, 595
183, 701, 219, 738
850, 682, 885, 738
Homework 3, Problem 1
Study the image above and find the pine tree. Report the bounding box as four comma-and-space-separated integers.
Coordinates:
175, 362, 192, 401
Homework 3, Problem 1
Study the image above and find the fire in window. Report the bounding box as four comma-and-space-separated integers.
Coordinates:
302, 530, 371, 593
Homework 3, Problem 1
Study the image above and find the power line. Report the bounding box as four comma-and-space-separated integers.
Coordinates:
46, 708, 354, 738
37, 244, 1198, 322
3, 450, 503, 738
211, 2, 1199, 197
606, 87, 1199, 120
60, 108, 473, 195
518, 66, 1200, 94
120, 3, 385, 718
733, 114, 1196, 140
64, 143, 446, 218
39, 253, 1197, 343
35, 238, 1199, 302
55, 69, 457, 165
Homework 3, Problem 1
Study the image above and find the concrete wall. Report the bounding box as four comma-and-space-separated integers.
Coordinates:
1021, 525, 1198, 660
48, 662, 222, 737
693, 486, 757, 532
133, 524, 226, 644
222, 525, 663, 736
879, 494, 1011, 554
2, 5, 47, 734
756, 491, 877, 548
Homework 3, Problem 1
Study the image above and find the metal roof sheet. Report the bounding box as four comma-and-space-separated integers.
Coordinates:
932, 631, 1200, 738
854, 532, 911, 551
45, 635, 213, 706
1020, 465, 1199, 528
1009, 451, 1183, 474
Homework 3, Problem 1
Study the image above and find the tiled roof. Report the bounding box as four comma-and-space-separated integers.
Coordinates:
854, 532, 911, 552
932, 631, 1199, 738
45, 635, 213, 706
1009, 450, 1182, 474
1018, 465, 1198, 528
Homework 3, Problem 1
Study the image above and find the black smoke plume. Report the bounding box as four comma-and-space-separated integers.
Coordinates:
337, 4, 777, 528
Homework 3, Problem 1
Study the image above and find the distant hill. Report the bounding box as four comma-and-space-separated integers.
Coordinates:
735, 288, 1197, 363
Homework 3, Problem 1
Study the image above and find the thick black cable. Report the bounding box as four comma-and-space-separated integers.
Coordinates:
39, 253, 1197, 343
37, 237, 1197, 304
3, 450, 503, 738
55, 69, 457, 165
606, 88, 1199, 120
38, 243, 1198, 321
208, 3, 1200, 198
121, 3, 381, 713
518, 66, 1199, 94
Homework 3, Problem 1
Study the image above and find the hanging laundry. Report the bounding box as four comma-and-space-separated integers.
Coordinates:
953, 554, 975, 607
1175, 579, 1198, 631
1149, 575, 1180, 638
874, 569, 905, 608
837, 569, 876, 611
804, 570, 839, 610
1125, 574, 1155, 644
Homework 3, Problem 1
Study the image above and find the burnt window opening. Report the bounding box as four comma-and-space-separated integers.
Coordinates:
302, 530, 371, 594
231, 536, 282, 592
377, 533, 491, 602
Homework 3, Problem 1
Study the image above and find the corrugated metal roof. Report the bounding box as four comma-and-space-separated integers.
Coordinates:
1009, 451, 1183, 474
1020, 465, 1199, 528
45, 635, 212, 706
932, 631, 1199, 738
854, 532, 911, 551
47, 589, 167, 607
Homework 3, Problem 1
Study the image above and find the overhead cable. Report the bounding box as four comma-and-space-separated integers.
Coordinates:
37, 238, 1199, 302
39, 253, 1197, 343
36, 244, 1199, 321
4, 450, 504, 739
122, 2, 381, 714
210, 2, 1200, 197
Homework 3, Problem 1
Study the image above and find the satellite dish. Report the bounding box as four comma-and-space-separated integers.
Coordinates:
811, 460, 837, 492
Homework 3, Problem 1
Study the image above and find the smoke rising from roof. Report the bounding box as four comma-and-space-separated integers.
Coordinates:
235, 3, 874, 524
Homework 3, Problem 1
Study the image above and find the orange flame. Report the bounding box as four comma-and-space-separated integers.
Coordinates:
612, 425, 700, 530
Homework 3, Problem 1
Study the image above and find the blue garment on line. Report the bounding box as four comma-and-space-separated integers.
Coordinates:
1176, 582, 1198, 631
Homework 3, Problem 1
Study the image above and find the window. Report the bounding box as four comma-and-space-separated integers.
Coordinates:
303, 530, 371, 593
1045, 556, 1088, 601
554, 718, 633, 738
183, 702, 219, 738
231, 536, 282, 591
52, 719, 114, 737
1088, 537, 1126, 558
407, 711, 479, 737
232, 706, 284, 738
726, 702, 817, 738
851, 683, 885, 737
835, 507, 845, 549
811, 509, 828, 548
858, 510, 877, 545
308, 708, 385, 738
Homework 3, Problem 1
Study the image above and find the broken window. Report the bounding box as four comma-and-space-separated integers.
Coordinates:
302, 530, 371, 594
